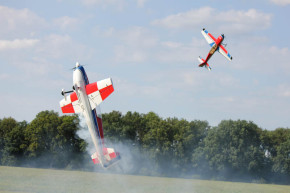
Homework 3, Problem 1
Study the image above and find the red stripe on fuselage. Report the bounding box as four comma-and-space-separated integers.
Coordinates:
205, 52, 214, 62
92, 109, 105, 149
215, 36, 223, 46
97, 116, 104, 139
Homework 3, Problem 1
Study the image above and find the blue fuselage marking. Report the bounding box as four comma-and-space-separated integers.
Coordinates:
75, 66, 89, 85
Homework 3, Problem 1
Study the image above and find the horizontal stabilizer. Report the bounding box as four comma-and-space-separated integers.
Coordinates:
91, 152, 100, 164
91, 147, 121, 168
198, 56, 204, 65
198, 56, 211, 71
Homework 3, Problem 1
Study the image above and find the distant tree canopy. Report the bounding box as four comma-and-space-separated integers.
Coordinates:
0, 111, 87, 169
192, 120, 265, 179
0, 110, 289, 184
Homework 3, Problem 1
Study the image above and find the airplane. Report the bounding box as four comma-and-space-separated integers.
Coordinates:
59, 62, 121, 168
198, 28, 233, 71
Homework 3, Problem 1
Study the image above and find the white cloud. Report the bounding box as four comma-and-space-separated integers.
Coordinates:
80, 0, 126, 10
110, 27, 158, 63
270, 0, 290, 5
35, 34, 92, 61
103, 27, 116, 37
156, 38, 204, 64
53, 16, 80, 30
161, 41, 183, 49
114, 45, 147, 63
232, 42, 290, 73
277, 85, 290, 97
151, 7, 214, 29
151, 7, 272, 34
136, 0, 147, 7
0, 6, 46, 37
82, 0, 147, 9
0, 39, 39, 51
117, 26, 158, 47
0, 34, 91, 79
0, 74, 10, 80
37, 34, 73, 58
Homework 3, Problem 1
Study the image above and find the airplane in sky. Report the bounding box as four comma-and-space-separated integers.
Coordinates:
59, 62, 120, 168
198, 28, 233, 71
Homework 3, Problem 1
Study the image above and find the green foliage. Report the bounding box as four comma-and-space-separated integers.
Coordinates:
272, 139, 290, 175
261, 128, 290, 183
1, 110, 289, 184
24, 111, 87, 168
192, 120, 265, 180
0, 111, 87, 169
102, 111, 209, 176
0, 118, 27, 166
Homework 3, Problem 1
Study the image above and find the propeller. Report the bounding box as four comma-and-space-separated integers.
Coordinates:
69, 62, 85, 70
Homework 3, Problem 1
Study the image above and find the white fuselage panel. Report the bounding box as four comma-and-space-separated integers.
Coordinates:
73, 69, 104, 166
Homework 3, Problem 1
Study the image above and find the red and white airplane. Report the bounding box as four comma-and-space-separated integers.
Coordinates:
198, 28, 233, 71
59, 62, 120, 168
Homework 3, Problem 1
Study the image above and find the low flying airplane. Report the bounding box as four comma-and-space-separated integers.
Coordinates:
59, 62, 120, 168
198, 28, 233, 71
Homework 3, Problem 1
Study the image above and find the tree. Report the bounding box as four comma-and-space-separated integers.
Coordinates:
141, 112, 174, 175
261, 128, 290, 157
102, 111, 123, 142
192, 120, 265, 181
272, 139, 290, 175
24, 111, 86, 168
0, 118, 27, 166
170, 118, 209, 174
262, 128, 290, 184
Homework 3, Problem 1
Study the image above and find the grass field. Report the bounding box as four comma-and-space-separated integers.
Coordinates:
0, 166, 289, 193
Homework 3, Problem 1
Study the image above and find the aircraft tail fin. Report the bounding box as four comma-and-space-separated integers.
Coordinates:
91, 147, 121, 168
198, 56, 211, 71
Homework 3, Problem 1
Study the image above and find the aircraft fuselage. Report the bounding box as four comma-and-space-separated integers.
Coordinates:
73, 66, 105, 166
204, 35, 224, 63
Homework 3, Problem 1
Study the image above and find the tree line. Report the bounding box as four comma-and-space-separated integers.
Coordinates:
0, 110, 289, 184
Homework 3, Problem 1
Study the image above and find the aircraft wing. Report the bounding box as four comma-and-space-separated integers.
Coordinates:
218, 45, 233, 61
60, 92, 83, 114
201, 28, 216, 47
86, 78, 114, 110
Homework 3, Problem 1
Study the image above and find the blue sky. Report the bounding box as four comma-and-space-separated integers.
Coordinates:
0, 0, 289, 130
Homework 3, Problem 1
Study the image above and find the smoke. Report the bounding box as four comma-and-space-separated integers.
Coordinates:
105, 140, 159, 176
76, 114, 95, 155
76, 113, 270, 185
76, 114, 155, 175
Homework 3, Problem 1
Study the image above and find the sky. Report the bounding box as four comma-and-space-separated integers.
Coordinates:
0, 0, 290, 130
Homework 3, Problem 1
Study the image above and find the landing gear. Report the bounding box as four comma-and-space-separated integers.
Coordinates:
61, 89, 74, 96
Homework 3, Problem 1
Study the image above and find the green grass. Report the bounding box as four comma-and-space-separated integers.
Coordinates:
0, 166, 289, 193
